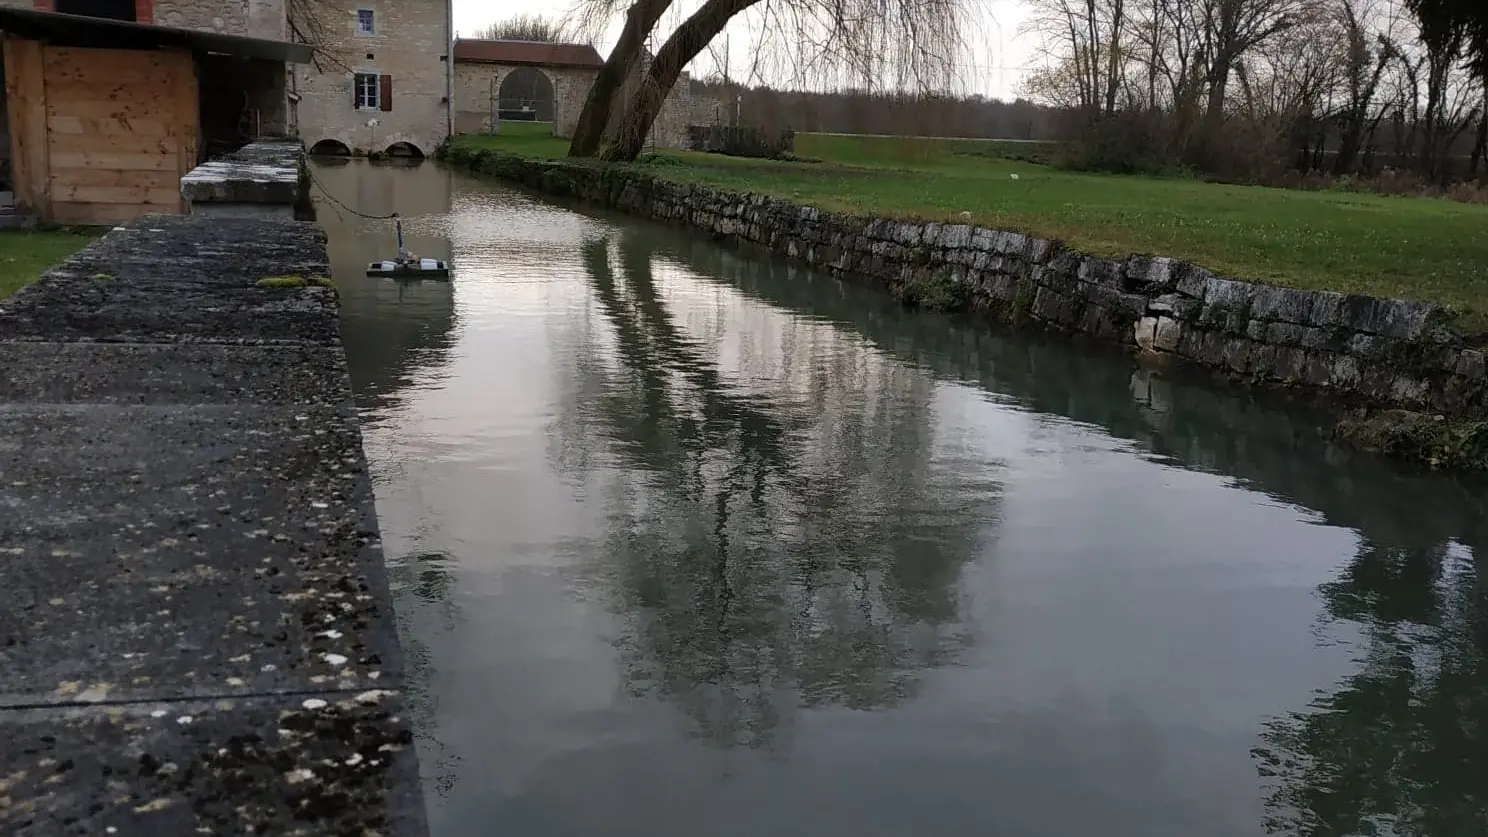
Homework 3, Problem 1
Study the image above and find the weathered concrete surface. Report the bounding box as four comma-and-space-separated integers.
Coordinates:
181, 140, 305, 211
0, 216, 429, 836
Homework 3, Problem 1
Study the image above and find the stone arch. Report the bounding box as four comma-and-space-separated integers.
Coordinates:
495, 66, 555, 123
384, 141, 425, 159
309, 139, 353, 157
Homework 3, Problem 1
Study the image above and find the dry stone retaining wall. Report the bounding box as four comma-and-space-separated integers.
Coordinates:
442, 145, 1487, 422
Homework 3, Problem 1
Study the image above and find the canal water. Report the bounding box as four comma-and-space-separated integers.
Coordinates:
312, 159, 1488, 837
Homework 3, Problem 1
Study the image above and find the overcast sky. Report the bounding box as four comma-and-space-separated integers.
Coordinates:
451, 0, 1036, 100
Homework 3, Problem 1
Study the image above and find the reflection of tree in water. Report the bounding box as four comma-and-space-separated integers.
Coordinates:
642, 228, 1488, 824
549, 234, 1002, 749
385, 542, 465, 802
1254, 539, 1488, 837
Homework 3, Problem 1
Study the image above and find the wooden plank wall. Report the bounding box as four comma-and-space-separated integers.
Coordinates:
3, 38, 50, 218
2, 39, 198, 224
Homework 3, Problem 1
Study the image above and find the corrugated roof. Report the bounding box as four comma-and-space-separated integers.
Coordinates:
0, 7, 313, 63
454, 39, 604, 69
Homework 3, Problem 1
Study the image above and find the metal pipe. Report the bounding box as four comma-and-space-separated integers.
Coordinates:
445, 0, 454, 139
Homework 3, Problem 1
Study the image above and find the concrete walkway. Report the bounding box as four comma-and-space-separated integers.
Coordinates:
0, 216, 428, 836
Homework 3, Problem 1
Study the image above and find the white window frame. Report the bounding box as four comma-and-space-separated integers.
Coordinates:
355, 8, 375, 36
354, 71, 380, 110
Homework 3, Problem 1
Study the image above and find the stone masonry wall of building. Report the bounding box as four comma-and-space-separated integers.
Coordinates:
452, 61, 714, 150
296, 0, 449, 156
452, 63, 596, 139
152, 0, 286, 40
440, 146, 1488, 444
0, 0, 282, 33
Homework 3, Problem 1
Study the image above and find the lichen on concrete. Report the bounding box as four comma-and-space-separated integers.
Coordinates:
0, 216, 429, 836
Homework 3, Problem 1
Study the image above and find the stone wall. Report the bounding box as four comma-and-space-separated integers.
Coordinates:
152, 0, 286, 40
451, 61, 714, 150
441, 146, 1488, 434
452, 63, 597, 139
295, 0, 450, 156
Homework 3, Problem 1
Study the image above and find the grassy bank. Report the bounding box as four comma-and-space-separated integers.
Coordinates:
450, 126, 1488, 332
0, 228, 102, 299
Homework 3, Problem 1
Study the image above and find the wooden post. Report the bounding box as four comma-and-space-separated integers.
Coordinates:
3, 37, 52, 221
174, 50, 199, 213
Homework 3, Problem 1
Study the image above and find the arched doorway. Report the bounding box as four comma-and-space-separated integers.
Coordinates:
385, 142, 425, 159
309, 139, 352, 157
493, 67, 555, 129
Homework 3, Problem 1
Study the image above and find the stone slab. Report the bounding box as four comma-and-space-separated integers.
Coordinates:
0, 403, 396, 707
0, 344, 347, 405
0, 693, 425, 836
0, 284, 340, 345
0, 213, 428, 835
180, 140, 304, 206
0, 217, 335, 345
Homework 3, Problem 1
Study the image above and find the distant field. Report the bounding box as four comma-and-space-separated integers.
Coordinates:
0, 228, 101, 299
451, 129, 1488, 330
793, 133, 1061, 166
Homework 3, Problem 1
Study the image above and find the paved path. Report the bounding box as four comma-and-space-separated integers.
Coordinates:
0, 216, 428, 836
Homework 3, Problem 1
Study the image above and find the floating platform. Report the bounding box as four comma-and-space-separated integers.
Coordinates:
367, 258, 451, 279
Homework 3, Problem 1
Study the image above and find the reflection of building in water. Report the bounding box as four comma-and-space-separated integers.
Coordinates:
309, 160, 456, 405
546, 233, 1003, 749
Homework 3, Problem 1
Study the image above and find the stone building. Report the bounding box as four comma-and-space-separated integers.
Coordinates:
0, 0, 711, 167
0, 0, 305, 222
452, 38, 711, 150
293, 0, 453, 158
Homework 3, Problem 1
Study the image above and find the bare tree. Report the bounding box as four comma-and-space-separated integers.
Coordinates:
287, 0, 353, 73
568, 0, 676, 157
570, 0, 972, 161
472, 14, 567, 42
1194, 0, 1312, 163
1022, 0, 1131, 120
1331, 0, 1396, 173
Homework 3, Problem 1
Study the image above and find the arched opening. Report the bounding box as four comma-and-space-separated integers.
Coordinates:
494, 67, 555, 126
384, 142, 425, 159
309, 139, 353, 157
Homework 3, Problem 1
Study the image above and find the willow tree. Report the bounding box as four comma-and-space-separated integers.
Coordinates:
569, 0, 972, 161
568, 0, 676, 157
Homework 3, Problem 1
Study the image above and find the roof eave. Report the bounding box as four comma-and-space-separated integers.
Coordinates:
0, 7, 314, 63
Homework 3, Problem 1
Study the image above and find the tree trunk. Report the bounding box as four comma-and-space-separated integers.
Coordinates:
568, 0, 673, 158
600, 0, 758, 162
1195, 58, 1232, 168
1472, 88, 1488, 179
1335, 112, 1364, 176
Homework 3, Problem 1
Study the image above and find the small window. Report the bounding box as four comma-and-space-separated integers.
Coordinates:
354, 72, 380, 109
356, 8, 375, 35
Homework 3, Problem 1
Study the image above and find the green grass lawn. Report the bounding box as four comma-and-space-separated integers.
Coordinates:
0, 228, 103, 299
451, 127, 1488, 330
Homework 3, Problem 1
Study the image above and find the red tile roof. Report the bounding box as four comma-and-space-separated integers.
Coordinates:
453, 39, 604, 69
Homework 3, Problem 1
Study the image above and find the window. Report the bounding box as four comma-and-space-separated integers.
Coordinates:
354, 72, 380, 110
356, 8, 375, 35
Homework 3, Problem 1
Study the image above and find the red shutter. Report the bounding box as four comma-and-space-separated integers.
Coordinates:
379, 75, 392, 112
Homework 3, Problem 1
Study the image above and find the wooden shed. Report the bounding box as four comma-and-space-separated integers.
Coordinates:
0, 7, 311, 225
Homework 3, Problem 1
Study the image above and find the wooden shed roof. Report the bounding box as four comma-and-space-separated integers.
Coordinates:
0, 7, 313, 63
453, 39, 604, 69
